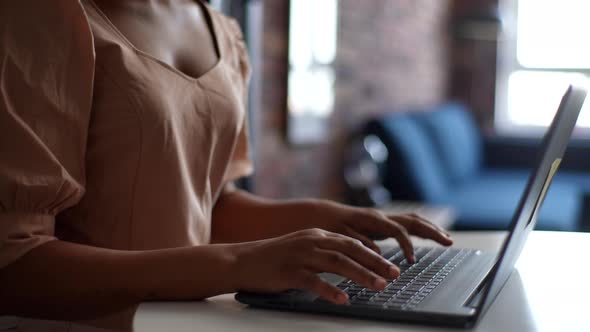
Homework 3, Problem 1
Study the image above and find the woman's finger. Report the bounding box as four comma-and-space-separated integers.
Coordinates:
389, 214, 453, 246
305, 248, 388, 291
313, 236, 399, 279
416, 214, 453, 237
349, 211, 416, 263
342, 226, 382, 254
401, 212, 451, 236
294, 271, 348, 304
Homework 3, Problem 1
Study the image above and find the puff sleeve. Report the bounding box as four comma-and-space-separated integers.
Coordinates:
222, 18, 254, 183
0, 0, 95, 268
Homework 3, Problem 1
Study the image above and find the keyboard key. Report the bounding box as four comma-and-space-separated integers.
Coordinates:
406, 285, 424, 292
387, 285, 404, 291
336, 247, 470, 311
387, 301, 405, 308
364, 301, 387, 308
381, 248, 400, 260
389, 254, 405, 265
388, 296, 407, 303
373, 296, 390, 303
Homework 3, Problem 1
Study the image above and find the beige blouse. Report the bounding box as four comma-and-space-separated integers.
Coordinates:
0, 0, 252, 268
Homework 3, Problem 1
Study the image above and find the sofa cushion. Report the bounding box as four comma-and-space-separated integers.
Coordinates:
419, 103, 482, 185
556, 172, 590, 195
439, 170, 581, 231
378, 113, 448, 201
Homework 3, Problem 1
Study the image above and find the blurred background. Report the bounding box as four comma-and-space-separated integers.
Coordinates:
215, 0, 590, 233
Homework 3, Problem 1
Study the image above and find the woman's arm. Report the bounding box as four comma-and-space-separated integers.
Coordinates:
211, 188, 452, 262
1, 229, 398, 321
0, 240, 236, 321
211, 187, 328, 243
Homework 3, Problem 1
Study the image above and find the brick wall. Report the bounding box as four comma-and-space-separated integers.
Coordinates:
449, 0, 499, 132
252, 0, 453, 201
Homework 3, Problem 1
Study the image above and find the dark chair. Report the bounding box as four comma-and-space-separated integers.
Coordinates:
364, 103, 590, 231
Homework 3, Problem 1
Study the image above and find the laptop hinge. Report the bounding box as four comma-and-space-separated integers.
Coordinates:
464, 274, 491, 308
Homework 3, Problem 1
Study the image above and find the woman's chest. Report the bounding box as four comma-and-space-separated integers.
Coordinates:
83, 0, 247, 158
91, 0, 219, 80
90, 54, 243, 151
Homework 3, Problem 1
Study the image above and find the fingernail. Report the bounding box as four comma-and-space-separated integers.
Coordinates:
373, 278, 387, 289
389, 266, 400, 278
336, 292, 348, 303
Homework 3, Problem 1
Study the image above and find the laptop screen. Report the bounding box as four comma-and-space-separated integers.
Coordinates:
474, 85, 588, 318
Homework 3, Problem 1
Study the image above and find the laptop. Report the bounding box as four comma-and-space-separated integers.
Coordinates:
236, 85, 588, 328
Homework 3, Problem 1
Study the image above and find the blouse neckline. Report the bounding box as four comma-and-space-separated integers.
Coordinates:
86, 0, 222, 83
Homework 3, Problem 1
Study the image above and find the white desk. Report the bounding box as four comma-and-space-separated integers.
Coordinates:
4, 231, 588, 331
134, 231, 590, 332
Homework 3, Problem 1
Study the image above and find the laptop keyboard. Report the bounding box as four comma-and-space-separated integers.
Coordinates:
325, 247, 471, 310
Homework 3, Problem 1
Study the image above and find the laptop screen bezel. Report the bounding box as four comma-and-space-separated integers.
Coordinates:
471, 85, 588, 322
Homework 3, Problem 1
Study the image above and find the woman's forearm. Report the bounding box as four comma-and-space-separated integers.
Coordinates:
211, 189, 329, 243
0, 240, 237, 321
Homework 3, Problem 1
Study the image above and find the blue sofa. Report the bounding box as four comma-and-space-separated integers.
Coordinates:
365, 103, 590, 231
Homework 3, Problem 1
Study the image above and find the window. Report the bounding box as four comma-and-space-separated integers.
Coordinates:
496, 0, 590, 135
287, 0, 338, 144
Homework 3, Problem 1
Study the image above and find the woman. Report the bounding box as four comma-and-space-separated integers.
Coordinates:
0, 0, 452, 327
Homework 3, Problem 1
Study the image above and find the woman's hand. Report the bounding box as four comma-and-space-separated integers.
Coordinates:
230, 228, 400, 304
212, 190, 453, 257
303, 201, 453, 263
